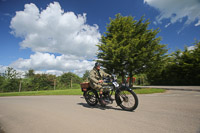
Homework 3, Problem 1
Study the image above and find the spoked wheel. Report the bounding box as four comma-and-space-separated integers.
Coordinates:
118, 89, 138, 111
84, 89, 98, 106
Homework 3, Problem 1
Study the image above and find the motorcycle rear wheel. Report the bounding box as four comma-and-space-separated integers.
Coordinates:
84, 89, 98, 106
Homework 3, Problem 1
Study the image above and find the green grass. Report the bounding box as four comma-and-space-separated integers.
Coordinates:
133, 88, 166, 94
0, 88, 165, 97
0, 89, 82, 97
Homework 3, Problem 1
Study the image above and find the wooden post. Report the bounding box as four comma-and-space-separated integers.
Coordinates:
54, 79, 56, 90
70, 76, 72, 88
19, 80, 22, 92
142, 75, 144, 85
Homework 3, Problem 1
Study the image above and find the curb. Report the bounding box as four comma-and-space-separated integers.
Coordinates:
133, 86, 200, 92
161, 88, 200, 92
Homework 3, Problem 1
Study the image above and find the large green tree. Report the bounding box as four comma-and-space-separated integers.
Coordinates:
97, 14, 167, 86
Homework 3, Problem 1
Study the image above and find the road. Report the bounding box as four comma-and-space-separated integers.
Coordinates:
0, 90, 200, 133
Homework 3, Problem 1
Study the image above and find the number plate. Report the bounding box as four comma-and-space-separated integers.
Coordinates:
113, 82, 119, 87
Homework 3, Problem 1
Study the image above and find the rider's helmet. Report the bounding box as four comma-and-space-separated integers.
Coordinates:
95, 62, 101, 67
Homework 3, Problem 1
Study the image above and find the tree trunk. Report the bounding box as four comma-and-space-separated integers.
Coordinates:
129, 72, 133, 88
121, 71, 125, 85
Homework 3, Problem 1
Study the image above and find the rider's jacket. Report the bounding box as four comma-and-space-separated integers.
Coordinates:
89, 67, 110, 89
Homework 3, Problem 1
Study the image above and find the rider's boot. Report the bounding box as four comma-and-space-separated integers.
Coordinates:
109, 95, 114, 101
103, 91, 114, 101
99, 94, 106, 106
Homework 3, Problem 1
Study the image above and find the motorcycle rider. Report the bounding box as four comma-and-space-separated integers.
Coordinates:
89, 62, 113, 105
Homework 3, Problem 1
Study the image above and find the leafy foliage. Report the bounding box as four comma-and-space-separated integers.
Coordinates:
4, 67, 20, 79
0, 68, 84, 92
25, 69, 35, 78
82, 70, 90, 82
58, 72, 82, 86
31, 74, 56, 91
0, 67, 21, 92
97, 14, 167, 86
148, 40, 200, 85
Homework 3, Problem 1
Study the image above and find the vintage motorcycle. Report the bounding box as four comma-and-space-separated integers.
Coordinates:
80, 75, 138, 111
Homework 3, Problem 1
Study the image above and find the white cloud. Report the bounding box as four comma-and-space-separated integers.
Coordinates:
144, 0, 200, 27
10, 2, 101, 59
165, 23, 171, 28
187, 45, 196, 51
10, 52, 95, 76
0, 65, 25, 78
32, 70, 63, 76
0, 65, 7, 74
195, 20, 200, 26
8, 2, 100, 76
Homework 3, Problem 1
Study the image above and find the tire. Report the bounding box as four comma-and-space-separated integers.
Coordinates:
117, 88, 138, 111
84, 89, 98, 106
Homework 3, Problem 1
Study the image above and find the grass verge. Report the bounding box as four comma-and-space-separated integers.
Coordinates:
0, 88, 165, 97
134, 88, 166, 94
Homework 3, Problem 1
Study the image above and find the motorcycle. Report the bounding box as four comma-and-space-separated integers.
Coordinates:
80, 75, 138, 111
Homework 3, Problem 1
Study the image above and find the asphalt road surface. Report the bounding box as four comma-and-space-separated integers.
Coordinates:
0, 90, 200, 133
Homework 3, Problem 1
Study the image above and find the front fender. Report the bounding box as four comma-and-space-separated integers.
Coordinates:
115, 92, 121, 106
119, 86, 132, 91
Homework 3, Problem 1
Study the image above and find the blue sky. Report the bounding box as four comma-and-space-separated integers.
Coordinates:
0, 0, 200, 76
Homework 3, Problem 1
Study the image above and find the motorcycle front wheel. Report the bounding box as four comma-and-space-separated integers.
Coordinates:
117, 89, 138, 111
84, 89, 98, 106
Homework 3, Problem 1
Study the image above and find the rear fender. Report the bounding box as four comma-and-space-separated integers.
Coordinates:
83, 88, 99, 98
82, 86, 92, 92
83, 87, 91, 97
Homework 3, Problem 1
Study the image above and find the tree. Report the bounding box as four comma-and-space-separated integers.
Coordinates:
148, 40, 200, 85
25, 69, 35, 78
59, 72, 82, 87
190, 40, 200, 84
97, 14, 167, 86
1, 67, 21, 92
82, 70, 90, 82
4, 67, 20, 79
170, 40, 200, 85
31, 74, 56, 91
0, 75, 5, 92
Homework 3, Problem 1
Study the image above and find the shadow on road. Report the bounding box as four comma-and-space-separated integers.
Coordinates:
77, 102, 134, 112
0, 123, 5, 133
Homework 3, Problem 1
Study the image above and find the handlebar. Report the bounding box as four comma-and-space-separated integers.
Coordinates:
103, 75, 117, 83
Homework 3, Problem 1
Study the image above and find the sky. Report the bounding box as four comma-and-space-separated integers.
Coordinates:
0, 0, 200, 76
